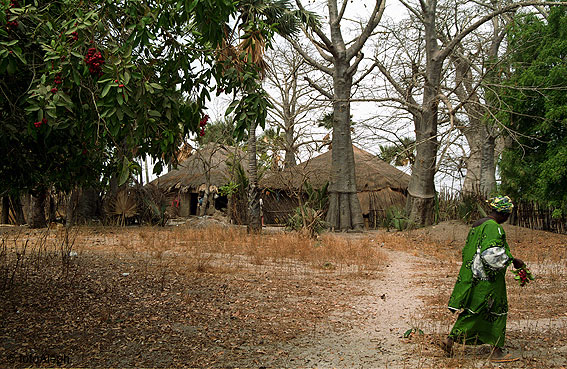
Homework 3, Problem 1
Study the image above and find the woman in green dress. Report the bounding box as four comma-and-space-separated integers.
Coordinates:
442, 196, 524, 359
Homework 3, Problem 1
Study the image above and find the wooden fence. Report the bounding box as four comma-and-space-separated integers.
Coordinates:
508, 201, 567, 234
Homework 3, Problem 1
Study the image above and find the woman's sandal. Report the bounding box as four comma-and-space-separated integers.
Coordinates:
438, 339, 454, 357
490, 353, 520, 362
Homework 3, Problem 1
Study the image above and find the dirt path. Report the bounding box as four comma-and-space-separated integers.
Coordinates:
271, 248, 424, 368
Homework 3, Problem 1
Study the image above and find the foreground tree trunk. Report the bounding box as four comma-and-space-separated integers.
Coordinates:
247, 121, 261, 233
405, 1, 442, 227
406, 110, 438, 227
10, 195, 26, 225
30, 189, 47, 228
1, 196, 9, 224
326, 61, 364, 231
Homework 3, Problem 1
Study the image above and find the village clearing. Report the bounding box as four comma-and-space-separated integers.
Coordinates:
1, 220, 566, 368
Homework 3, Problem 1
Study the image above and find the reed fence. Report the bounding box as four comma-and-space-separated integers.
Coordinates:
509, 201, 567, 234
436, 189, 567, 234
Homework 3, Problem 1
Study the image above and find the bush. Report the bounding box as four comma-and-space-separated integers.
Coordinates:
286, 206, 329, 237
383, 206, 408, 231
457, 192, 486, 223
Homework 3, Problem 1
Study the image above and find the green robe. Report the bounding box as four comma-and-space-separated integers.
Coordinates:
448, 219, 514, 347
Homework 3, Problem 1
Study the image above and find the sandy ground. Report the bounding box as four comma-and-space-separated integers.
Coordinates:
271, 248, 424, 368
1, 221, 566, 368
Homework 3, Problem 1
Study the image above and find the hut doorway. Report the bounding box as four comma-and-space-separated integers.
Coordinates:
214, 195, 228, 211
190, 193, 199, 215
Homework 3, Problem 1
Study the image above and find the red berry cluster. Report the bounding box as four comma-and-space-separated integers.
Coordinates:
199, 114, 209, 136
51, 87, 58, 93
5, 2, 19, 30
34, 118, 47, 128
70, 31, 78, 42
54, 73, 62, 85
5, 20, 18, 30
84, 47, 104, 77
512, 265, 535, 287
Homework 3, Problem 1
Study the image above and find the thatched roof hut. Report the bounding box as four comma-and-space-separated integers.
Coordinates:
151, 144, 247, 218
259, 146, 411, 227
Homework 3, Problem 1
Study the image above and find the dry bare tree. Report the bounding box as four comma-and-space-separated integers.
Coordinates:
264, 42, 330, 168
287, 0, 386, 231
372, 0, 563, 226
443, 1, 518, 196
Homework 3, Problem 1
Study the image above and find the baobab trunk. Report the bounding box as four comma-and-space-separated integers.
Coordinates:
461, 118, 485, 195
283, 126, 296, 168
405, 2, 442, 227
406, 33, 442, 227
406, 111, 438, 227
325, 62, 364, 232
462, 124, 497, 197
453, 54, 499, 198
479, 130, 497, 197
462, 133, 483, 194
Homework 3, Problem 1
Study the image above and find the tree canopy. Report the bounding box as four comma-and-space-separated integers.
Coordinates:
499, 7, 567, 212
0, 0, 235, 197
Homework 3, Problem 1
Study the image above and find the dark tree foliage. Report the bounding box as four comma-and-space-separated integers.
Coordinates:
0, 0, 235, 197
499, 7, 567, 213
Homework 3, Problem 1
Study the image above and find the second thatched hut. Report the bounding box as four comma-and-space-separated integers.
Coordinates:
259, 146, 411, 228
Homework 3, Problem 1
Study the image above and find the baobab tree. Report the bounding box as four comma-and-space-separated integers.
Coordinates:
287, 0, 386, 231
373, 0, 563, 226
446, 0, 517, 197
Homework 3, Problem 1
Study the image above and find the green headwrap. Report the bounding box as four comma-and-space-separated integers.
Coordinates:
487, 195, 514, 214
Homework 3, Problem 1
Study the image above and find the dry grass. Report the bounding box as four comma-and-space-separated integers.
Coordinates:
0, 224, 387, 367
1, 224, 386, 284
60, 225, 386, 277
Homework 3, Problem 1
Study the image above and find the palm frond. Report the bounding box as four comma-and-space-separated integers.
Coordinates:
112, 190, 137, 219
293, 9, 320, 31
272, 12, 301, 37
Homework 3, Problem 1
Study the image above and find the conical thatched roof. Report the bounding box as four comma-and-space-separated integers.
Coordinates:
151, 144, 246, 193
260, 146, 410, 192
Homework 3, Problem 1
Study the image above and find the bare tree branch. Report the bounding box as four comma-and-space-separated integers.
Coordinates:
346, 0, 386, 60
287, 37, 334, 75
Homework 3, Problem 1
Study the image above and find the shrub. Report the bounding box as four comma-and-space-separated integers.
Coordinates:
286, 206, 329, 237
383, 206, 408, 231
